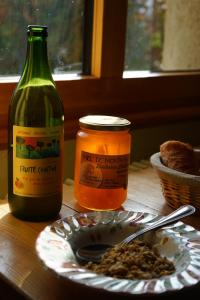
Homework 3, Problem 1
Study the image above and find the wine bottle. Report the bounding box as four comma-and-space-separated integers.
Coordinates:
8, 25, 64, 221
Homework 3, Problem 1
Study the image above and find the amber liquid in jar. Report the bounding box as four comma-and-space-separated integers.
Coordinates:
74, 115, 131, 210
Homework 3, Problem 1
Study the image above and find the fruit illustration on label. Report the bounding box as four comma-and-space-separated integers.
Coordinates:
15, 178, 24, 189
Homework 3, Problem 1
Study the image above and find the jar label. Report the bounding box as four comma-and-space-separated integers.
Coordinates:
79, 151, 129, 189
13, 125, 64, 197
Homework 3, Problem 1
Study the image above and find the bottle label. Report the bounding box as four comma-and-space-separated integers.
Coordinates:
13, 125, 63, 197
79, 151, 129, 189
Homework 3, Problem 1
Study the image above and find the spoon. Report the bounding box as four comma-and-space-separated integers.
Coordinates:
76, 204, 195, 264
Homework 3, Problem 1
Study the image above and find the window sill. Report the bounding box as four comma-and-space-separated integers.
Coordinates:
1, 71, 200, 150
123, 70, 200, 78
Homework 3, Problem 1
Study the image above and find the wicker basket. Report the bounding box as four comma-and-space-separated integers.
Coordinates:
150, 150, 200, 212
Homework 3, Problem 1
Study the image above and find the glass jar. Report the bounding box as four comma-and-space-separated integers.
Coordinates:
74, 115, 132, 210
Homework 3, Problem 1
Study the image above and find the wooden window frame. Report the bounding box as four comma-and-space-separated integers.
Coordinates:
0, 0, 200, 150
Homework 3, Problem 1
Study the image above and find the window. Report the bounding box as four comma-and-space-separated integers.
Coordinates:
0, 0, 200, 150
125, 0, 200, 72
0, 0, 85, 76
125, 0, 165, 71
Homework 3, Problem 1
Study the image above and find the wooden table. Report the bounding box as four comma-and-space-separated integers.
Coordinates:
0, 161, 200, 300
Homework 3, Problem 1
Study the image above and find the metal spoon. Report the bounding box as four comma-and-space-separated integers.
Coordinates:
76, 205, 195, 264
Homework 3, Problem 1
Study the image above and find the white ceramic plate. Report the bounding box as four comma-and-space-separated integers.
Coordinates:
36, 210, 200, 296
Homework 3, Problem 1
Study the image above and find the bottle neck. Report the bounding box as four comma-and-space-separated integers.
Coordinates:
20, 35, 54, 86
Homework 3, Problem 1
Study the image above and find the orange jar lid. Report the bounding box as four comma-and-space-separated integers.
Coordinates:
79, 115, 131, 131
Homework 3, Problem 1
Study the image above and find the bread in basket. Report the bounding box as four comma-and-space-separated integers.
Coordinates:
150, 148, 200, 212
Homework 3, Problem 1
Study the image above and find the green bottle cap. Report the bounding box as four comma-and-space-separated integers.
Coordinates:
27, 25, 48, 37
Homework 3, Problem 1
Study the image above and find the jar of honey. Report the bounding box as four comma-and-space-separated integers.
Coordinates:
74, 115, 132, 210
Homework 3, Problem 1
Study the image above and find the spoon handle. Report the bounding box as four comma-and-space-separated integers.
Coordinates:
121, 204, 196, 245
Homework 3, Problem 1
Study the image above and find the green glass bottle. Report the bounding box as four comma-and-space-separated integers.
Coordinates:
8, 25, 64, 221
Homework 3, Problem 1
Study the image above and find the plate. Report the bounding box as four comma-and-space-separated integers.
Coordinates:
36, 210, 200, 296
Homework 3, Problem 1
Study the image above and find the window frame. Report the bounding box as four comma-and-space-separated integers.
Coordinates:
0, 0, 200, 150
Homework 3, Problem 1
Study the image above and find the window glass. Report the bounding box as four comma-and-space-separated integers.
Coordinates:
125, 0, 200, 72
0, 0, 84, 76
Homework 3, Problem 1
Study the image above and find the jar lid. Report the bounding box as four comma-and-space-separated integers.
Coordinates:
79, 115, 131, 131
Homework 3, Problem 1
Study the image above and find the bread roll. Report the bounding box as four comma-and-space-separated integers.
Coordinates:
160, 140, 197, 175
